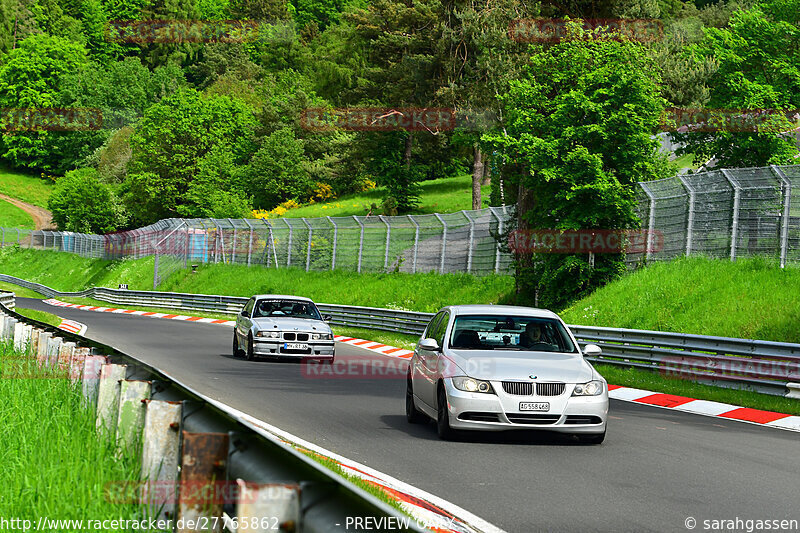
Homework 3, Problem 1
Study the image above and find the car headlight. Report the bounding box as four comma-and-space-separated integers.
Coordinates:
311, 333, 332, 340
452, 376, 494, 394
256, 331, 280, 338
572, 380, 604, 396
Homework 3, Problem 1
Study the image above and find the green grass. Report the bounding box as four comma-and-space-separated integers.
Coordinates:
0, 280, 45, 298
560, 256, 800, 343
280, 174, 492, 218
0, 342, 143, 522
15, 307, 62, 327
0, 198, 34, 229
0, 165, 54, 207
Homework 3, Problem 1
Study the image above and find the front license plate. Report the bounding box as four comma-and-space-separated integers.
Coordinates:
284, 343, 309, 350
519, 402, 550, 411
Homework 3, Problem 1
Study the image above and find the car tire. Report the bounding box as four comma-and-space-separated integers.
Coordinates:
246, 334, 255, 361
406, 373, 426, 424
232, 332, 241, 357
577, 430, 606, 444
436, 383, 457, 440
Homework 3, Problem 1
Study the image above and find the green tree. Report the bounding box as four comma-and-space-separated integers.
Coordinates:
487, 23, 671, 309
674, 2, 800, 167
123, 88, 257, 224
48, 167, 126, 232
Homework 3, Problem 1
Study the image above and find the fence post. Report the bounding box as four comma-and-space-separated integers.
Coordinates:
379, 215, 390, 271
353, 215, 364, 273
228, 218, 237, 265
639, 184, 656, 262
677, 175, 695, 256
462, 210, 475, 273
211, 219, 225, 264
266, 220, 278, 267
243, 219, 254, 266
302, 218, 312, 272
434, 213, 447, 274
491, 208, 504, 274
722, 169, 741, 261
327, 216, 337, 270
771, 165, 791, 268
285, 219, 293, 267
184, 224, 191, 267
407, 215, 419, 274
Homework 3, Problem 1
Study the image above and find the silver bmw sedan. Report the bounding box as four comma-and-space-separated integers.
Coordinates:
233, 295, 335, 362
406, 305, 608, 442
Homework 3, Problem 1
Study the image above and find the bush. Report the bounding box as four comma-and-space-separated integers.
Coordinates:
48, 168, 125, 233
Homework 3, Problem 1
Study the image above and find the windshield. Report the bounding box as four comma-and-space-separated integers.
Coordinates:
253, 299, 322, 320
449, 315, 577, 353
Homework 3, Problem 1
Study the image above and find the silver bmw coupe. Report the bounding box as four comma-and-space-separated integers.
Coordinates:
406, 305, 608, 442
233, 295, 335, 362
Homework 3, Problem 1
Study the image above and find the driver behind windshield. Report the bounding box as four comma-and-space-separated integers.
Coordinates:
519, 322, 555, 351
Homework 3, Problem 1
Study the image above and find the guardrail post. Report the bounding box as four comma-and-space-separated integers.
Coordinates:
772, 165, 791, 268
640, 184, 657, 262
36, 331, 51, 366
327, 216, 338, 270
96, 363, 128, 437
722, 169, 741, 261
57, 341, 76, 370
69, 347, 89, 383
353, 215, 364, 273
434, 213, 447, 273
408, 215, 419, 273
678, 175, 696, 256
236, 483, 301, 533
82, 355, 107, 407
228, 218, 238, 264
462, 210, 475, 273
116, 380, 152, 455
46, 336, 62, 368
302, 218, 312, 272
380, 215, 390, 271
141, 400, 183, 521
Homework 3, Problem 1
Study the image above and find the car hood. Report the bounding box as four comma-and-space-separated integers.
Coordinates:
446, 349, 595, 382
252, 317, 331, 333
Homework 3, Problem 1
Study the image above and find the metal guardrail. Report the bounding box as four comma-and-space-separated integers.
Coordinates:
0, 291, 14, 309
0, 302, 426, 533
3, 274, 799, 397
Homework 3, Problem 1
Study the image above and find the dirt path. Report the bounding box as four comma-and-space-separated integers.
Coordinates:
0, 193, 53, 230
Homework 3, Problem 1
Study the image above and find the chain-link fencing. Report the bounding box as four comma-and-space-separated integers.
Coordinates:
2, 165, 799, 287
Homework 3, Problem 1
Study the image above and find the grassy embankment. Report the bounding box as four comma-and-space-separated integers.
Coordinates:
1, 248, 799, 414
0, 341, 143, 522
278, 174, 492, 218
0, 166, 54, 207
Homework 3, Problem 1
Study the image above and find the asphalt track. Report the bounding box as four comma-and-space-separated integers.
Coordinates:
20, 298, 800, 533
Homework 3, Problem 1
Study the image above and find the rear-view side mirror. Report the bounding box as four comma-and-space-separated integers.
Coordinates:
323, 315, 332, 322
419, 338, 440, 351
583, 344, 602, 357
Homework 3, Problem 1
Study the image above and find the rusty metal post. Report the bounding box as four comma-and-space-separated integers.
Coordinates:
116, 380, 151, 455
141, 400, 183, 521
96, 363, 127, 436
46, 336, 62, 368
236, 483, 301, 533
30, 328, 42, 357
178, 432, 230, 533
82, 354, 107, 407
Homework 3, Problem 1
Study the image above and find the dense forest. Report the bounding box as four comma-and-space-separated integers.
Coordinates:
0, 0, 797, 240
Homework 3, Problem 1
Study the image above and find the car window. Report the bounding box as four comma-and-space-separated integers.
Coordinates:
253, 299, 322, 320
449, 315, 577, 353
432, 312, 450, 347
243, 298, 255, 317
424, 312, 444, 339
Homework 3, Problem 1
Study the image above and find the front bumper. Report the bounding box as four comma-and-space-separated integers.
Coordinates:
252, 339, 335, 359
443, 379, 608, 434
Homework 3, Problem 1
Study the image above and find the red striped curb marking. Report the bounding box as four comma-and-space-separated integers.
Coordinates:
42, 298, 798, 433
57, 318, 87, 336
43, 299, 236, 326
607, 384, 800, 432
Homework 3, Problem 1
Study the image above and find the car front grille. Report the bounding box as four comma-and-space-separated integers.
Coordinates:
283, 333, 310, 341
506, 414, 561, 425
502, 381, 533, 395
501, 382, 565, 396
536, 383, 566, 396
